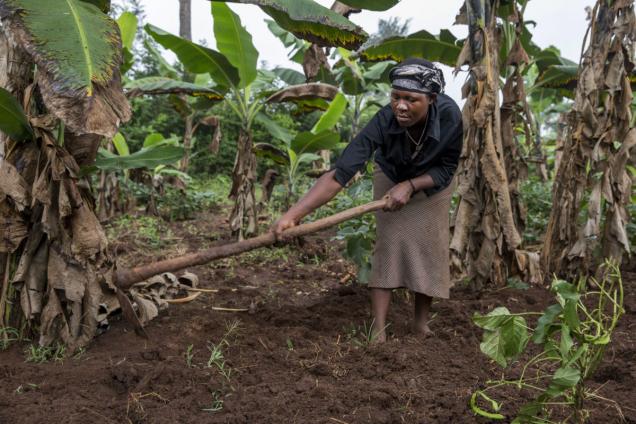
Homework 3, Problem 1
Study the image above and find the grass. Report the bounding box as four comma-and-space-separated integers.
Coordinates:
185, 344, 195, 368
344, 319, 388, 348
0, 326, 20, 350
201, 390, 225, 412
107, 214, 173, 249
24, 343, 66, 363
203, 320, 242, 382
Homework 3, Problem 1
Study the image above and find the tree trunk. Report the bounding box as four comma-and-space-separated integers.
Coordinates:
180, 112, 194, 172
542, 0, 636, 279
178, 0, 192, 41
450, 0, 525, 287
229, 129, 258, 240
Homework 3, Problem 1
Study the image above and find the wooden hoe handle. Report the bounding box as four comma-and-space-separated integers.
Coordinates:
115, 199, 387, 290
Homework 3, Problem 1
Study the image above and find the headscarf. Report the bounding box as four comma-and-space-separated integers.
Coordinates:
389, 58, 445, 95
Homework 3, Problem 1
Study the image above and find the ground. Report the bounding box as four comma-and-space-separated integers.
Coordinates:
1, 209, 635, 424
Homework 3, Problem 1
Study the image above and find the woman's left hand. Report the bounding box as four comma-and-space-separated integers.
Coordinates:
384, 181, 414, 211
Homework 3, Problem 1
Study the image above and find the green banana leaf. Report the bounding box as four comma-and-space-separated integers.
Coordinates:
0, 0, 130, 137
112, 132, 129, 156
80, 0, 109, 13
215, 0, 368, 50
272, 67, 306, 85
95, 144, 184, 171
211, 2, 258, 88
336, 0, 399, 11
0, 0, 121, 96
311, 92, 348, 134
125, 77, 224, 100
117, 11, 138, 74
358, 29, 462, 67
144, 38, 179, 79
145, 24, 239, 89
291, 130, 340, 156
266, 18, 307, 63
255, 112, 294, 144
0, 87, 34, 142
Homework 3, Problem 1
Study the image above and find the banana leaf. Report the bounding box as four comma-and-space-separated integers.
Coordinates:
0, 87, 34, 142
215, 0, 367, 50
125, 77, 224, 100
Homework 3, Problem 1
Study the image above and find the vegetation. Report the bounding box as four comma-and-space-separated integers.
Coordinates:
0, 0, 634, 422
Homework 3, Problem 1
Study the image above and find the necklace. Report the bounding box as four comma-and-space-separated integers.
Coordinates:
406, 114, 429, 147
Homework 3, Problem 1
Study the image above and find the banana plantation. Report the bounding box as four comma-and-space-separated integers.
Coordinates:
0, 0, 635, 422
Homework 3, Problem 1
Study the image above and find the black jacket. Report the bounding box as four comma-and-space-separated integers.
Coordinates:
334, 93, 463, 196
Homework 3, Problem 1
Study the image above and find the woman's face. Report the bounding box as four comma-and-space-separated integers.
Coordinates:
390, 89, 434, 128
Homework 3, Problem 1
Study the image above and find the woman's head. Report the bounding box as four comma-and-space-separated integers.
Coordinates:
389, 58, 445, 127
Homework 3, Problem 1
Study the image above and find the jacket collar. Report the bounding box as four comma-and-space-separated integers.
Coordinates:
387, 101, 440, 143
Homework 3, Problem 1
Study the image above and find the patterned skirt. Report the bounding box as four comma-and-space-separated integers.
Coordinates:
370, 167, 453, 298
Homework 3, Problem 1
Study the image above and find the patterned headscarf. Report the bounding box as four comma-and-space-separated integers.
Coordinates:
389, 62, 445, 95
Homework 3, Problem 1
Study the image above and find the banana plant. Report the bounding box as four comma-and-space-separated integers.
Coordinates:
146, 0, 372, 239
254, 92, 348, 200
0, 0, 131, 350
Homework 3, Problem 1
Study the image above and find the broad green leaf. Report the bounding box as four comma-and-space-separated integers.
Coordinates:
112, 132, 129, 156
211, 2, 258, 87
1, 0, 130, 137
358, 29, 461, 67
117, 11, 137, 50
290, 130, 340, 155
475, 307, 529, 367
297, 152, 321, 165
534, 65, 578, 90
473, 307, 513, 330
125, 77, 224, 100
117, 12, 136, 73
143, 133, 166, 148
145, 24, 239, 89
470, 391, 506, 420
532, 304, 562, 344
80, 0, 109, 13
363, 61, 393, 81
266, 18, 307, 63
1, 0, 121, 97
273, 67, 306, 85
312, 92, 348, 134
143, 39, 179, 79
0, 87, 33, 142
336, 0, 399, 11
546, 366, 580, 397
218, 0, 368, 50
253, 142, 290, 165
95, 145, 184, 171
480, 330, 508, 367
255, 112, 293, 144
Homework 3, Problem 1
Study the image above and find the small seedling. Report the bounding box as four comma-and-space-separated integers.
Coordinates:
344, 320, 389, 348
202, 391, 224, 412
185, 344, 195, 368
0, 327, 19, 350
286, 338, 294, 351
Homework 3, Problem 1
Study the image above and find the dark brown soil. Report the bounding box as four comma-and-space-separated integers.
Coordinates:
1, 210, 635, 424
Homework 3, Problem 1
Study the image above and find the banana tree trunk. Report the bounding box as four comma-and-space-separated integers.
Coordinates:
229, 128, 258, 240
542, 0, 636, 279
0, 17, 130, 351
179, 112, 194, 172
450, 0, 524, 287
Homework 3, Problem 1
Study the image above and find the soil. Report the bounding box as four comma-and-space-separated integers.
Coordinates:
1, 209, 635, 424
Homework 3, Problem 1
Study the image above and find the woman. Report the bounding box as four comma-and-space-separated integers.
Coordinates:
273, 58, 463, 343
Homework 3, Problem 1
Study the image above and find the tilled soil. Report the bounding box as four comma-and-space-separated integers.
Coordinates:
1, 212, 635, 424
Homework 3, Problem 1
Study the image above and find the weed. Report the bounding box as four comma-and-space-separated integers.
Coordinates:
24, 343, 66, 363
286, 338, 294, 351
344, 320, 388, 348
0, 327, 19, 350
72, 347, 86, 360
205, 320, 241, 381
15, 383, 39, 394
107, 214, 172, 249
201, 390, 225, 412
185, 344, 195, 368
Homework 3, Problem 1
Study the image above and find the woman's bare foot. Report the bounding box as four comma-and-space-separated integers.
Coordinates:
370, 322, 387, 344
413, 322, 434, 338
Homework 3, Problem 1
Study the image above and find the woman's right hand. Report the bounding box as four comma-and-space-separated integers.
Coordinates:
272, 213, 298, 240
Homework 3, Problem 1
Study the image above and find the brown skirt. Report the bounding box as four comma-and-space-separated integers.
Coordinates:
370, 168, 453, 298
